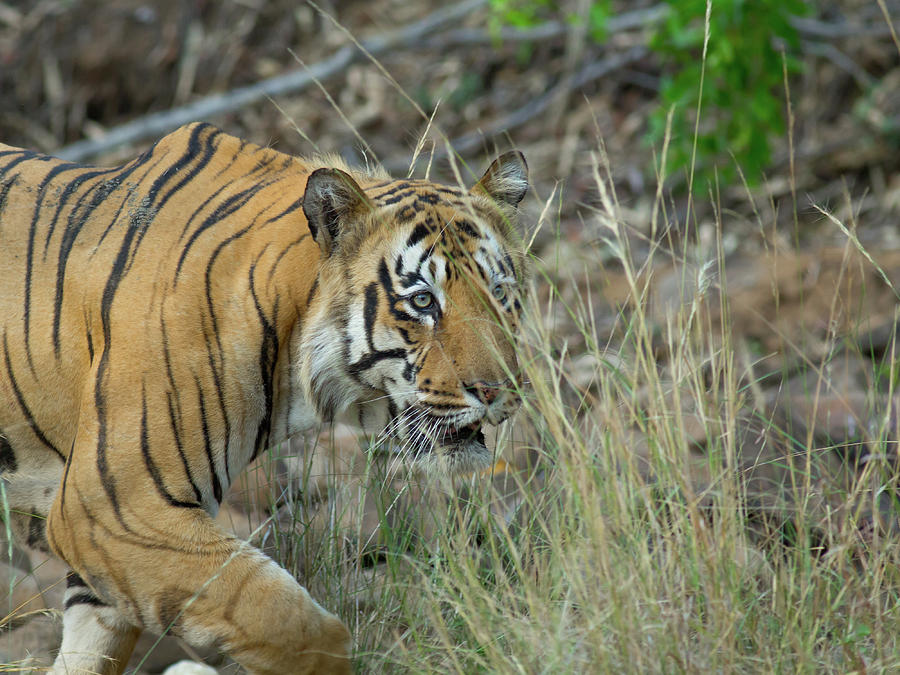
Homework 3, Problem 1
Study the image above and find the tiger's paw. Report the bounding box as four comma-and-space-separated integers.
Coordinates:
161, 661, 218, 675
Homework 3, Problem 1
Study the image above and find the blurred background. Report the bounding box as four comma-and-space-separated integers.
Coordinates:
1, 0, 897, 236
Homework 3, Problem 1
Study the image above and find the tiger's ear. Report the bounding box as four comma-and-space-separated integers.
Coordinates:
302, 168, 373, 255
471, 151, 528, 209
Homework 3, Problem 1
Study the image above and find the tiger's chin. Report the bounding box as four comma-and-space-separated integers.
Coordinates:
436, 424, 492, 471
362, 401, 500, 475
410, 421, 495, 475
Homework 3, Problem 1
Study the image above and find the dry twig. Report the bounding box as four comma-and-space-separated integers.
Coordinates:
384, 45, 649, 173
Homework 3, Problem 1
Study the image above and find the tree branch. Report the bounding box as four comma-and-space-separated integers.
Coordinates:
56, 0, 487, 162
383, 46, 649, 174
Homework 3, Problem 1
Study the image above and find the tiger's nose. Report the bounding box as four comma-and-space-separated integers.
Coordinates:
465, 380, 509, 405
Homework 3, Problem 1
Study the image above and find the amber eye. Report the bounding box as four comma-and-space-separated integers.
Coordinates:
491, 284, 508, 302
411, 291, 435, 310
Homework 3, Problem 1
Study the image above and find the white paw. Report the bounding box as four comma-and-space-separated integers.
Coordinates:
161, 661, 218, 675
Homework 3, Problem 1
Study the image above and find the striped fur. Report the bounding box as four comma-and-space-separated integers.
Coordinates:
0, 123, 528, 673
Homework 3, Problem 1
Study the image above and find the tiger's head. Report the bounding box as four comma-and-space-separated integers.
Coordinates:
298, 153, 529, 472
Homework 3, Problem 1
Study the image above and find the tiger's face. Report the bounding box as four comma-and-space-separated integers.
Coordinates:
298, 153, 528, 471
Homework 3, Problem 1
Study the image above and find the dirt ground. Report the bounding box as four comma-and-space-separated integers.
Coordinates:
2, 0, 900, 671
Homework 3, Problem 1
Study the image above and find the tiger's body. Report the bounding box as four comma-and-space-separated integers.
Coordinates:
0, 123, 528, 673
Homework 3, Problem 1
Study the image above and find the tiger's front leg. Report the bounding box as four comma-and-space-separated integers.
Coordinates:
53, 573, 142, 674
46, 407, 351, 674
48, 485, 350, 674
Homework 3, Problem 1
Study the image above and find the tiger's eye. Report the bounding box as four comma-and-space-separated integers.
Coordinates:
491, 284, 508, 302
411, 292, 435, 310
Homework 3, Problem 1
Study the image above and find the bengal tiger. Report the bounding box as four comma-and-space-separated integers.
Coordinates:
0, 122, 528, 673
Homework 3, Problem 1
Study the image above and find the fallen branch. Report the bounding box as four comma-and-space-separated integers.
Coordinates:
56, 0, 486, 162
383, 45, 649, 174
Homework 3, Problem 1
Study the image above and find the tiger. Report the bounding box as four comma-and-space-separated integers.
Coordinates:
0, 122, 529, 674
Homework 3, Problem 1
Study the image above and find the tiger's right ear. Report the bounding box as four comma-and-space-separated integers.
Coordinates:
302, 168, 373, 256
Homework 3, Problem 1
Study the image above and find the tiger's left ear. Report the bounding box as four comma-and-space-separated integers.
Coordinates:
303, 167, 373, 256
471, 151, 528, 209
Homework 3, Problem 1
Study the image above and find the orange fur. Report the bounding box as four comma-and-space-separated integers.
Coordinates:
0, 123, 527, 672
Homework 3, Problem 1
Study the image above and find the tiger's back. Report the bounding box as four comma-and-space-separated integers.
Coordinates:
0, 122, 323, 534
0, 122, 529, 673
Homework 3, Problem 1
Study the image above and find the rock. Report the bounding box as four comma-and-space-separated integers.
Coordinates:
126, 630, 224, 673
161, 661, 219, 675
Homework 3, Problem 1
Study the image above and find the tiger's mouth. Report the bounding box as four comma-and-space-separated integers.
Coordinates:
431, 419, 491, 472
437, 421, 485, 448
399, 414, 492, 471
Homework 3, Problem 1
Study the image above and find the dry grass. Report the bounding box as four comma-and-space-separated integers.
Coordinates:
228, 141, 900, 674
251, 14, 900, 669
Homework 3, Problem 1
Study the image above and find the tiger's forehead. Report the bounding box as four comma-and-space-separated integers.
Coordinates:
360, 178, 520, 287
368, 179, 498, 230
368, 178, 469, 208
383, 210, 517, 297
368, 179, 501, 248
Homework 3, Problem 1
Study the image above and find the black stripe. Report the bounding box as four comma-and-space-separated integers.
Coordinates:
307, 277, 319, 305
65, 592, 107, 610
248, 256, 279, 460
0, 173, 20, 216
42, 166, 119, 258
405, 222, 432, 248
23, 162, 86, 371
59, 439, 74, 513
363, 283, 379, 351
66, 572, 89, 588
396, 204, 417, 222
0, 434, 16, 473
415, 248, 432, 277
503, 252, 516, 278
151, 122, 220, 212
417, 192, 441, 205
379, 260, 396, 300
198, 211, 275, 473
166, 392, 203, 504
92, 152, 165, 251
378, 189, 419, 206
195, 376, 223, 504
176, 178, 235, 242
141, 384, 202, 509
51, 165, 141, 356
266, 233, 311, 284
372, 181, 412, 201
347, 348, 407, 377
160, 316, 203, 504
266, 195, 305, 224
403, 360, 416, 383
174, 181, 269, 282
94, 200, 146, 532
435, 186, 464, 197
0, 151, 40, 180
455, 219, 479, 240
421, 402, 467, 411
2, 333, 63, 458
